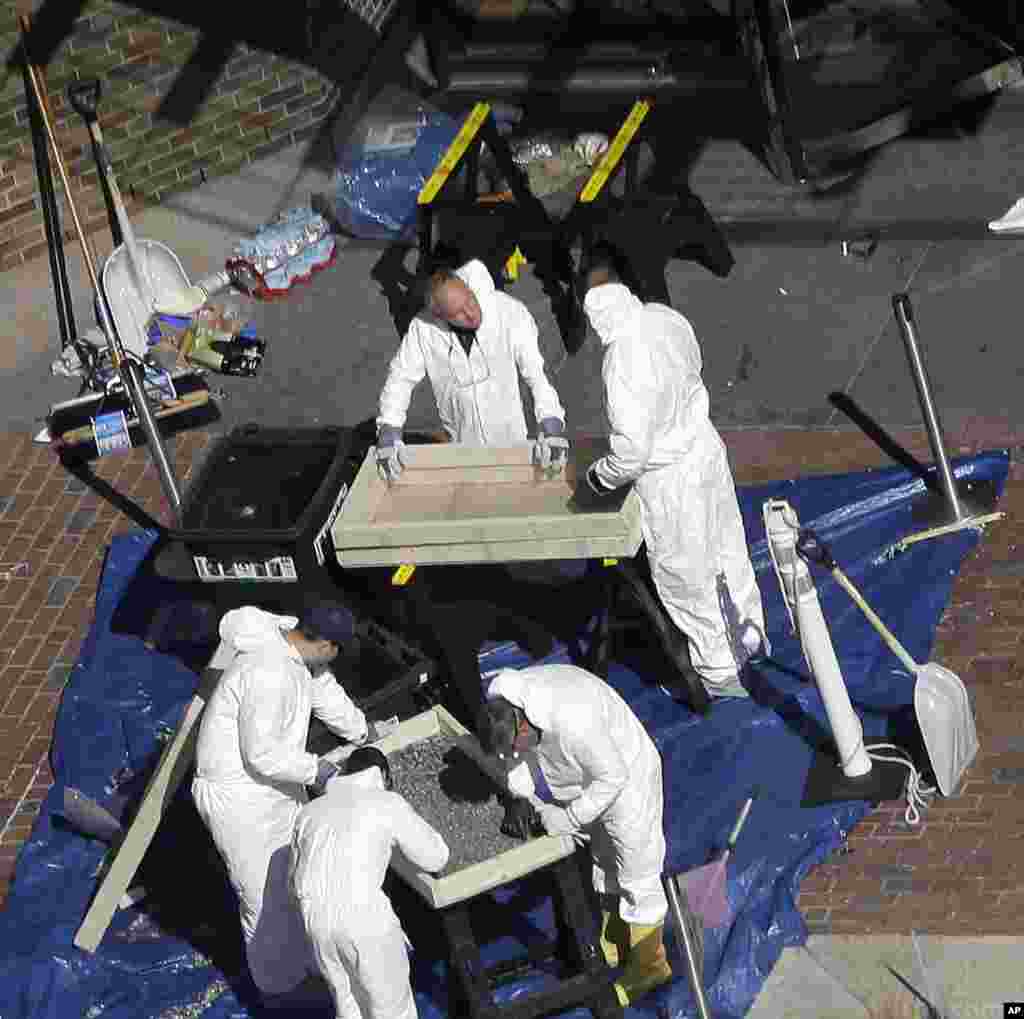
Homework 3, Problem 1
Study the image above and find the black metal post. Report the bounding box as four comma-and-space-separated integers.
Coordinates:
22, 58, 76, 350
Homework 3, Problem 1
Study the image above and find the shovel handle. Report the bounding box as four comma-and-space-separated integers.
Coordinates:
797, 529, 920, 675
726, 790, 756, 849
828, 565, 920, 675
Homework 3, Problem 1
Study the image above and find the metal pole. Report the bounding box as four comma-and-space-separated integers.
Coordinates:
891, 293, 964, 523
19, 25, 183, 523
664, 874, 711, 1019
22, 58, 76, 350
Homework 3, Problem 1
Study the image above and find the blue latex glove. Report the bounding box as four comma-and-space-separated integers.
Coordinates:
533, 417, 570, 475
311, 757, 339, 794
375, 425, 406, 482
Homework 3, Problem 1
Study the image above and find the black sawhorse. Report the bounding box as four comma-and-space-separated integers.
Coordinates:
414, 101, 734, 354
440, 849, 621, 1019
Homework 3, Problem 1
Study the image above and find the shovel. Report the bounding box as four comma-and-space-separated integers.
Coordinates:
67, 79, 208, 357
795, 530, 979, 796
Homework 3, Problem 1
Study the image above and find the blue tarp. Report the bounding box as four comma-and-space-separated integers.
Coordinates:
0, 452, 1008, 1019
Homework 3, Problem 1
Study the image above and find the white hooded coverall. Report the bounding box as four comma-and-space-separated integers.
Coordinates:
192, 607, 369, 995
376, 259, 565, 444
290, 766, 449, 1019
488, 664, 667, 926
584, 283, 767, 695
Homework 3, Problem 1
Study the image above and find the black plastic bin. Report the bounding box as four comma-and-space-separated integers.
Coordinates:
163, 423, 357, 585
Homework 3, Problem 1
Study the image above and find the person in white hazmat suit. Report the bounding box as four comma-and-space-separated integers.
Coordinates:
374, 259, 569, 479
192, 602, 376, 1006
290, 746, 449, 1019
478, 663, 671, 1007
573, 241, 768, 702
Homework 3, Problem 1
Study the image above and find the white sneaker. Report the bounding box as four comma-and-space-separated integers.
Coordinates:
988, 197, 1024, 232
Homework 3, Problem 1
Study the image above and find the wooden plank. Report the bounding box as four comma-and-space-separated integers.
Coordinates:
355, 487, 629, 544
340, 448, 391, 522
337, 506, 633, 549
333, 441, 636, 553
74, 665, 222, 952
378, 439, 612, 473
334, 521, 642, 568
393, 464, 559, 487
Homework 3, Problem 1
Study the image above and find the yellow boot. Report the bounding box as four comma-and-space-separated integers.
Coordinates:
613, 922, 673, 1007
598, 908, 630, 967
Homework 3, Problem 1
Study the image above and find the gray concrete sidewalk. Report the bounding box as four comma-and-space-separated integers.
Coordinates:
747, 935, 1024, 1018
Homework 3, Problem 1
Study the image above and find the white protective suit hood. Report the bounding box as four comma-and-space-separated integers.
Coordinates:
377, 259, 564, 445
486, 664, 668, 926
290, 755, 447, 1019
583, 279, 767, 695
583, 282, 645, 348
486, 668, 555, 733
455, 259, 496, 317
213, 607, 298, 664
193, 604, 369, 997
416, 258, 496, 330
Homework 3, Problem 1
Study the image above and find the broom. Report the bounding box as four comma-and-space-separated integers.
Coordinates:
680, 787, 758, 929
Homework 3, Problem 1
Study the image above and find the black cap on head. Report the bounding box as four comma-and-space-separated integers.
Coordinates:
476, 699, 520, 758
297, 600, 355, 645
578, 237, 645, 298
345, 746, 391, 788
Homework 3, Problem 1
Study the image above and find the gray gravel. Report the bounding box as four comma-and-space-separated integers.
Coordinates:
390, 735, 523, 875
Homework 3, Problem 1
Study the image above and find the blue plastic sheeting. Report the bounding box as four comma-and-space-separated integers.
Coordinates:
0, 452, 1008, 1019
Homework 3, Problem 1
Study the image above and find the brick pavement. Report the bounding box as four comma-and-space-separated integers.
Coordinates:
0, 420, 1021, 935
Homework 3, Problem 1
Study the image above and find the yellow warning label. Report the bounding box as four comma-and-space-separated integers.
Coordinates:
505, 245, 527, 280
418, 102, 491, 205
392, 563, 416, 586
602, 558, 619, 567
579, 100, 651, 204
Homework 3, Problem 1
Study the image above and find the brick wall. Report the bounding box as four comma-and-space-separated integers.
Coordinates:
0, 1, 341, 273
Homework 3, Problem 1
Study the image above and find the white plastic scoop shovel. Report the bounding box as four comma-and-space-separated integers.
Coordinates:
796, 530, 978, 796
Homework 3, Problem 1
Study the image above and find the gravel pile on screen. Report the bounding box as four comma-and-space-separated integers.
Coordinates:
389, 734, 523, 874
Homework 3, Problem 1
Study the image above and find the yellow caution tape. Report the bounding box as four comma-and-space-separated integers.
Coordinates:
602, 558, 619, 567
418, 102, 492, 205
579, 100, 651, 204
505, 245, 527, 280
392, 563, 417, 586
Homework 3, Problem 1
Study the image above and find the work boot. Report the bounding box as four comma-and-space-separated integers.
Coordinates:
613, 923, 673, 1007
598, 907, 630, 967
